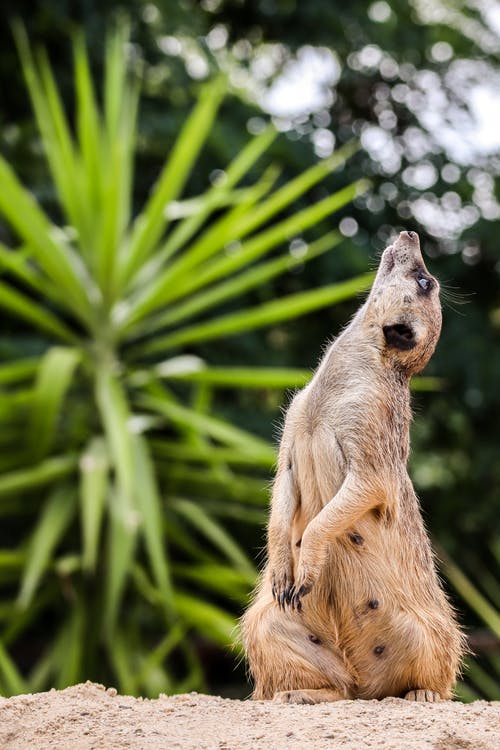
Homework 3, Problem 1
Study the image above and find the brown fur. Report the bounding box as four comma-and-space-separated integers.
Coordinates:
241, 231, 466, 703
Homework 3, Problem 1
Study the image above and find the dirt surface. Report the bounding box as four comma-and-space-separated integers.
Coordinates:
0, 682, 498, 750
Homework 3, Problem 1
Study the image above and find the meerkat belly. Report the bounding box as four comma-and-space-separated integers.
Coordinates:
315, 514, 454, 698
324, 513, 400, 615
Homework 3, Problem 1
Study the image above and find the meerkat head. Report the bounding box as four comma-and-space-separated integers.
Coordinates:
364, 230, 442, 375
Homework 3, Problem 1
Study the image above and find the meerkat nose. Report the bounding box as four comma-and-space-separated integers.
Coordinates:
401, 230, 418, 242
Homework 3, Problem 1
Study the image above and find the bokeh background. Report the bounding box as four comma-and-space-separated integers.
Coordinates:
0, 0, 498, 700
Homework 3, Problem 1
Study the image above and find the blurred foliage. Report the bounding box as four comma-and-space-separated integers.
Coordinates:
0, 0, 499, 699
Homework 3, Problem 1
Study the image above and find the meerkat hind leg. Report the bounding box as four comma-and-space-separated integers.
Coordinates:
274, 688, 347, 704
404, 689, 441, 702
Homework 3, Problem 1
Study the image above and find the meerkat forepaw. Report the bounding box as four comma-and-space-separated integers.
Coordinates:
271, 565, 312, 610
289, 582, 312, 610
287, 565, 315, 610
271, 568, 294, 609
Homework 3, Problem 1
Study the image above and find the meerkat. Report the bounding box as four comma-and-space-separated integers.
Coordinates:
241, 230, 465, 704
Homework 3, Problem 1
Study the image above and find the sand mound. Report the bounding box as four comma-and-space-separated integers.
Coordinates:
0, 681, 498, 749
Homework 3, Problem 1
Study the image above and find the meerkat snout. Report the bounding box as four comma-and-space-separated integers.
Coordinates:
364, 230, 442, 371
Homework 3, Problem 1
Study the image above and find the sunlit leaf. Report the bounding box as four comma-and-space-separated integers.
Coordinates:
172, 498, 256, 576
29, 347, 81, 461
0, 280, 77, 343
13, 23, 89, 254
104, 485, 138, 637
156, 365, 312, 389
140, 391, 276, 462
174, 592, 236, 647
160, 465, 269, 505
79, 437, 109, 573
174, 563, 255, 599
465, 658, 500, 700
136, 127, 277, 283
123, 178, 369, 326
54, 603, 84, 689
136, 622, 184, 689
95, 366, 135, 505
95, 368, 138, 633
0, 456, 78, 498
0, 359, 38, 386
132, 435, 175, 613
131, 231, 341, 337
440, 550, 500, 639
74, 32, 102, 223
0, 242, 65, 306
150, 439, 274, 469
120, 77, 226, 284
18, 486, 77, 608
107, 627, 137, 695
138, 272, 374, 354
0, 641, 26, 696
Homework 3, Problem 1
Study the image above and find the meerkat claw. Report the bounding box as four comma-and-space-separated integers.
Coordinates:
289, 584, 309, 610
271, 570, 295, 608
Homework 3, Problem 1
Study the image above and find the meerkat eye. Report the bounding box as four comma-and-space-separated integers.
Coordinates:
416, 271, 432, 293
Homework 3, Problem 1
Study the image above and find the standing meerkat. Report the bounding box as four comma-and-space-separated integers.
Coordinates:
241, 230, 465, 703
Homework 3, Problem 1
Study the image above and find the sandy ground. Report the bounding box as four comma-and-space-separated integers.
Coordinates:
0, 682, 498, 750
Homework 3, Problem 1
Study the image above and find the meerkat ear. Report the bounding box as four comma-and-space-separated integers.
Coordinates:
383, 323, 416, 351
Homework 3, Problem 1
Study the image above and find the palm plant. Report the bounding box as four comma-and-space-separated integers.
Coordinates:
0, 24, 374, 695
439, 548, 500, 701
